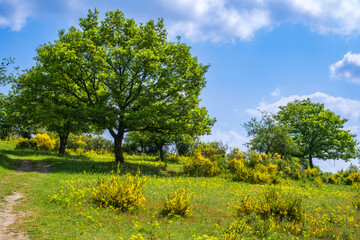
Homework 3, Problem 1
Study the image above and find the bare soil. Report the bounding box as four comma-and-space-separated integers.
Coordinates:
0, 160, 51, 239
0, 192, 29, 240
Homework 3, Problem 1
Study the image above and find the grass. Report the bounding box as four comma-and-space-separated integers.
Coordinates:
0, 140, 360, 239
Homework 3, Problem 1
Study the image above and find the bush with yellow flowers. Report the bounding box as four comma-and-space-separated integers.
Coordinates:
235, 187, 304, 222
167, 153, 189, 163
353, 192, 360, 209
326, 171, 345, 184
33, 133, 56, 150
346, 171, 360, 185
230, 151, 277, 184
92, 171, 146, 212
184, 149, 220, 177
162, 187, 193, 217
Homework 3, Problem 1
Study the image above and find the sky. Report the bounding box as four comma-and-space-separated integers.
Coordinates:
1, 0, 360, 172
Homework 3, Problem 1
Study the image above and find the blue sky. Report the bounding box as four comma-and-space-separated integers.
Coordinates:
2, 0, 360, 171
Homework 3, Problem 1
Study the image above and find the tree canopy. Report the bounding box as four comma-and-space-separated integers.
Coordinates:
243, 113, 298, 156
0, 58, 14, 85
32, 9, 215, 162
9, 68, 92, 154
275, 99, 358, 168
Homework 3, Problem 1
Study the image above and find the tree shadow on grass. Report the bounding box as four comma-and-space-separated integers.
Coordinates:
0, 149, 180, 177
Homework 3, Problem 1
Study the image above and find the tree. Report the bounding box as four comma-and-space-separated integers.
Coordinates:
275, 99, 358, 168
243, 113, 298, 156
8, 68, 91, 154
33, 9, 215, 162
0, 94, 11, 139
0, 58, 14, 85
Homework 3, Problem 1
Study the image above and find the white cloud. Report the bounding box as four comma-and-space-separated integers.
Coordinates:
201, 129, 249, 150
161, 0, 271, 42
246, 91, 360, 128
271, 87, 281, 97
0, 0, 90, 31
330, 52, 360, 84
0, 0, 32, 31
160, 0, 360, 42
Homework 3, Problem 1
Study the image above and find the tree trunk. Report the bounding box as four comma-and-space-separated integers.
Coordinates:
59, 133, 69, 155
159, 143, 165, 162
114, 135, 124, 163
159, 145, 165, 162
109, 126, 125, 163
309, 154, 314, 169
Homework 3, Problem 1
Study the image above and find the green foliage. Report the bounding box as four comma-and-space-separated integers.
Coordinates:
92, 171, 146, 212
33, 133, 56, 150
347, 171, 360, 185
276, 98, 358, 168
167, 153, 189, 163
15, 133, 56, 151
162, 187, 193, 217
243, 113, 298, 156
0, 57, 14, 85
184, 149, 220, 177
67, 134, 113, 152
353, 192, 360, 209
34, 9, 215, 162
15, 138, 37, 150
235, 188, 305, 222
8, 69, 91, 154
183, 148, 226, 177
230, 151, 277, 184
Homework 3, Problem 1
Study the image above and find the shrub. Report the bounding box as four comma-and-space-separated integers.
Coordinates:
327, 172, 344, 184
346, 171, 360, 185
235, 188, 304, 222
232, 158, 273, 184
184, 149, 219, 177
15, 139, 37, 150
168, 153, 189, 163
247, 151, 262, 168
314, 176, 323, 186
162, 187, 193, 217
33, 133, 56, 150
353, 192, 360, 209
92, 171, 146, 212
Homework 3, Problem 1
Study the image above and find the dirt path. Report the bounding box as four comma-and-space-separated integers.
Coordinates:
0, 160, 51, 239
0, 192, 29, 240
17, 160, 51, 173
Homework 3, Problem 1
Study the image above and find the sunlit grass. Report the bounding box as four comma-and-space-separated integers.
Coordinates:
0, 140, 360, 239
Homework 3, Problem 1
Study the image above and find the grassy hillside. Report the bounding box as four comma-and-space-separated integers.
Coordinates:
0, 140, 359, 239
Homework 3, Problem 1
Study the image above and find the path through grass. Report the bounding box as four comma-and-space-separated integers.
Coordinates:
1, 140, 360, 239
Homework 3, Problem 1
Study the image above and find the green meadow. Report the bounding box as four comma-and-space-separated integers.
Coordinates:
1, 140, 360, 240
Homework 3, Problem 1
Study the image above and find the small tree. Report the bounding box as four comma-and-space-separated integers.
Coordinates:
9, 69, 91, 154
0, 94, 12, 139
243, 113, 298, 156
276, 99, 358, 168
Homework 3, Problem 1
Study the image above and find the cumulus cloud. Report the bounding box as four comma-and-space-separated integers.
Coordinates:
201, 129, 249, 150
0, 0, 32, 31
246, 91, 360, 129
160, 0, 360, 42
330, 52, 360, 84
161, 0, 271, 42
0, 0, 90, 31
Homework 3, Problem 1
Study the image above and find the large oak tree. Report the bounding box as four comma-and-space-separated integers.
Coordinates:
34, 9, 215, 162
